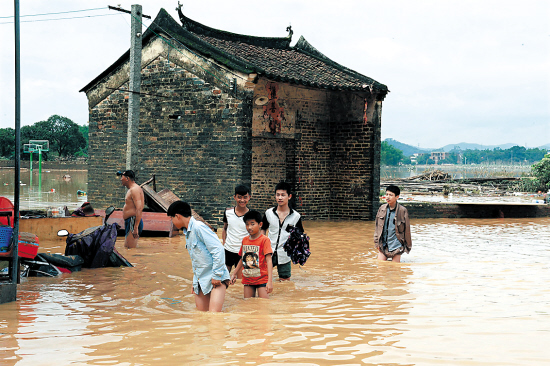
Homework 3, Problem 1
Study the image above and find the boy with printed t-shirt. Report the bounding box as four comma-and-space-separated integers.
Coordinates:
261, 181, 304, 281
222, 185, 251, 277
230, 210, 273, 298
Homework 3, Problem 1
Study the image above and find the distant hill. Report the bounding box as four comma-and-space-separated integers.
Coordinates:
384, 139, 430, 156
438, 142, 516, 152
385, 139, 550, 156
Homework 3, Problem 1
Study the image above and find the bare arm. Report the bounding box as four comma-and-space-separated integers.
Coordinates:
230, 259, 243, 284
265, 253, 273, 293
131, 187, 144, 238
222, 222, 228, 245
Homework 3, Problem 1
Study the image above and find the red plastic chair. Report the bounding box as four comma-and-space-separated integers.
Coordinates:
0, 197, 15, 228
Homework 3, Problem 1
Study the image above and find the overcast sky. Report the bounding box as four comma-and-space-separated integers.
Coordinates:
1, 1, 549, 148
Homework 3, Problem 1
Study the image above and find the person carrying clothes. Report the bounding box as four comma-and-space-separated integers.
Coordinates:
261, 181, 304, 281
167, 201, 230, 312
230, 210, 273, 298
222, 185, 251, 278
374, 185, 412, 263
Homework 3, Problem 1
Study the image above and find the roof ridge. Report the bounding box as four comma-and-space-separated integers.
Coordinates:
148, 8, 260, 73
293, 36, 387, 93
177, 5, 292, 49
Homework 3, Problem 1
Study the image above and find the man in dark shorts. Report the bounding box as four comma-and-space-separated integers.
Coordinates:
118, 170, 144, 248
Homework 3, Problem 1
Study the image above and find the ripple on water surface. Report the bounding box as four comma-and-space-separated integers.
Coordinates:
1, 217, 549, 365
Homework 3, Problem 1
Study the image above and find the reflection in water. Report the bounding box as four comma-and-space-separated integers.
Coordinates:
0, 218, 549, 365
0, 169, 88, 211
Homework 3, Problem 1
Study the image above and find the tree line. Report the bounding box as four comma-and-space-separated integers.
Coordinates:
381, 142, 548, 166
0, 115, 88, 160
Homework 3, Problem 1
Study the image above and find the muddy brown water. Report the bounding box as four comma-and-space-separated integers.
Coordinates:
1, 217, 549, 365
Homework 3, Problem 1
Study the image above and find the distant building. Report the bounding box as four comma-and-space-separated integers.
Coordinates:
430, 152, 448, 164
80, 8, 388, 224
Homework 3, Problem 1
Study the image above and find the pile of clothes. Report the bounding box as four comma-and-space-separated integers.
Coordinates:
283, 227, 311, 266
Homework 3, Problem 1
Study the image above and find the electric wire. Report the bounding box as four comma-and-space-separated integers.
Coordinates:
0, 13, 117, 25
0, 7, 107, 19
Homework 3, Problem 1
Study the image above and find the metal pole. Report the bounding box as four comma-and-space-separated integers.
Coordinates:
11, 0, 21, 285
126, 4, 142, 171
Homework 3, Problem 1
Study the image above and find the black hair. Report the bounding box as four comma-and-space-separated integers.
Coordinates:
234, 185, 251, 196
275, 181, 292, 195
386, 185, 401, 196
116, 170, 136, 181
243, 210, 262, 224
167, 201, 192, 218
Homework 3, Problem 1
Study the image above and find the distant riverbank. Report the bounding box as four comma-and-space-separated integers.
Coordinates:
381, 164, 532, 180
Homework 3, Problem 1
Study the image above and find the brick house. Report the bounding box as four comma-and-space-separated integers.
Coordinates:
80, 8, 388, 226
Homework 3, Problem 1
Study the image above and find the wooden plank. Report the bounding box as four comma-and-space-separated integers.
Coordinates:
96, 210, 175, 233
141, 184, 169, 212
19, 216, 104, 241
158, 189, 180, 206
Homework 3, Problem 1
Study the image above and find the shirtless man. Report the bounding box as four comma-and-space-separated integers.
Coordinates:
118, 170, 144, 248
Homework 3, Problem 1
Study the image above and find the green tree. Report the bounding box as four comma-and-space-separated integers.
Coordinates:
31, 115, 86, 157
531, 153, 550, 191
381, 141, 406, 165
416, 154, 430, 164
77, 124, 89, 157
0, 128, 15, 158
440, 152, 460, 164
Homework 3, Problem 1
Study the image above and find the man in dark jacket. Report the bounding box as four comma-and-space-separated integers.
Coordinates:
374, 185, 412, 262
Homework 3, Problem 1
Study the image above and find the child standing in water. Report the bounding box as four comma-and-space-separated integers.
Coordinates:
230, 210, 273, 298
167, 201, 230, 312
222, 185, 251, 278
262, 181, 304, 281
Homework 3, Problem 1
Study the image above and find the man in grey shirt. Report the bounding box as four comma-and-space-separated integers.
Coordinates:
373, 185, 413, 262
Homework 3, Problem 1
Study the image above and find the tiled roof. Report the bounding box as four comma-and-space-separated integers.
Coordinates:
81, 8, 388, 96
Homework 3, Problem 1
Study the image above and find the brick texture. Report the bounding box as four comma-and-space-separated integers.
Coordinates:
88, 56, 252, 226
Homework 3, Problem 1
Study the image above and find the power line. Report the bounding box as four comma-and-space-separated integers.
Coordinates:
0, 7, 107, 19
0, 13, 117, 25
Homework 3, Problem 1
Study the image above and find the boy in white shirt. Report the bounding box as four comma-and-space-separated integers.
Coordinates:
222, 185, 251, 276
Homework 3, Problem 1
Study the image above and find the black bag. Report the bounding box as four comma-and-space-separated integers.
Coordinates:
272, 248, 278, 267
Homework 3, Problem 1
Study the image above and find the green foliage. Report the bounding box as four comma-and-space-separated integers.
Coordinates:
381, 141, 406, 166
415, 154, 433, 165
440, 152, 460, 164
0, 116, 89, 159
531, 153, 550, 191
462, 146, 546, 164
32, 115, 86, 157
0, 128, 15, 158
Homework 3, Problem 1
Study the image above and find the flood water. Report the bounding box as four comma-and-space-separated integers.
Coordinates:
0, 169, 88, 211
2, 218, 549, 365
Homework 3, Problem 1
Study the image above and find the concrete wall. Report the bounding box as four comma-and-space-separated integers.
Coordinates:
394, 202, 550, 219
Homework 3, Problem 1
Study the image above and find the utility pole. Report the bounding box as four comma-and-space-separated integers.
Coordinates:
126, 4, 142, 171
7, 0, 21, 302
108, 4, 151, 172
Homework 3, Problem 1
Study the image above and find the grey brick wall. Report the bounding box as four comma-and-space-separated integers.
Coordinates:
88, 57, 252, 227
